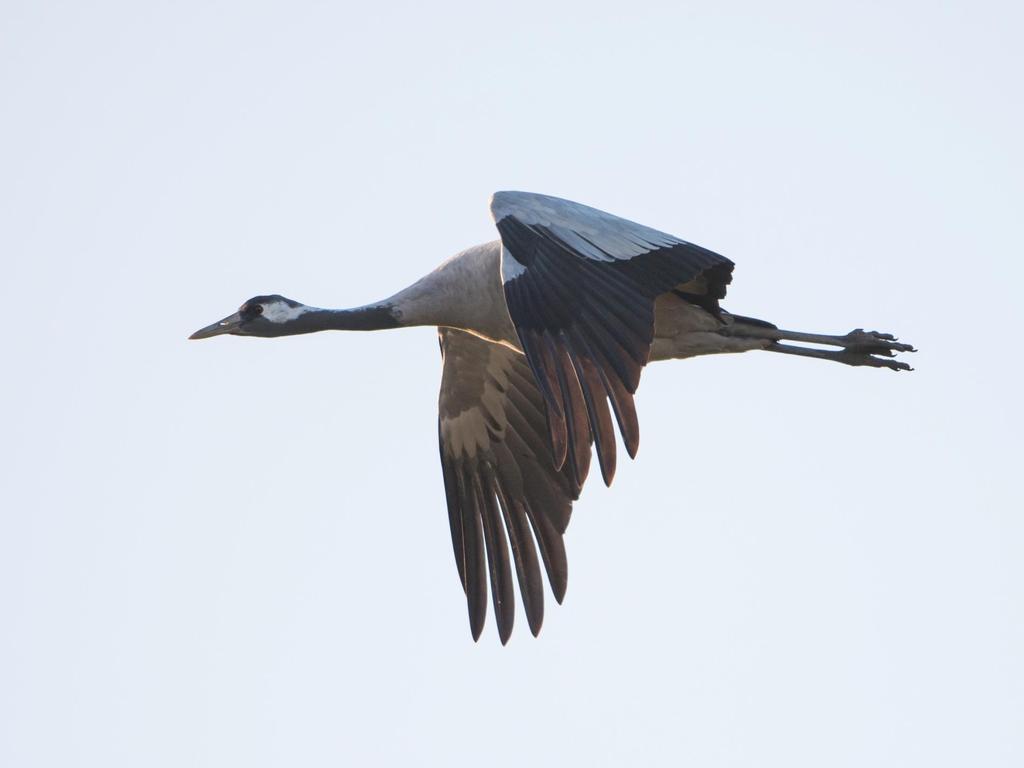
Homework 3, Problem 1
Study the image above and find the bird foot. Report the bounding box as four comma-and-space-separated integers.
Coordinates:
838, 329, 916, 371
842, 329, 917, 354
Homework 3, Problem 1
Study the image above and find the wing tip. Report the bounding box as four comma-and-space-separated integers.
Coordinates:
470, 621, 484, 642
553, 584, 567, 605
601, 462, 616, 487
625, 435, 639, 460
527, 613, 544, 637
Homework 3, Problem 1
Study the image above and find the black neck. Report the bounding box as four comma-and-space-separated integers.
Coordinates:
309, 305, 400, 332
274, 305, 401, 335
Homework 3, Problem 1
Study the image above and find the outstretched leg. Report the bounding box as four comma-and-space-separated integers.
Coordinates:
722, 315, 916, 371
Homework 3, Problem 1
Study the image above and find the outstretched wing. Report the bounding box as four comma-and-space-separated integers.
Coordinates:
491, 191, 734, 487
438, 327, 583, 644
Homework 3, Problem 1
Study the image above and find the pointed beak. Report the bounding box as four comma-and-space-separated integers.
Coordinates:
189, 312, 243, 340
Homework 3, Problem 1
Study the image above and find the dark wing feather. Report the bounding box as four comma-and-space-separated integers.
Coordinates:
438, 328, 582, 643
492, 191, 733, 485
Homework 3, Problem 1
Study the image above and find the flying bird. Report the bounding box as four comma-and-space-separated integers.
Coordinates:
190, 191, 914, 643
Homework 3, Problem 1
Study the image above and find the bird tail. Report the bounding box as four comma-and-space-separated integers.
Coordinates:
724, 313, 778, 332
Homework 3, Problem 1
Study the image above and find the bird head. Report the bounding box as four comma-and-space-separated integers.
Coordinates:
189, 295, 313, 339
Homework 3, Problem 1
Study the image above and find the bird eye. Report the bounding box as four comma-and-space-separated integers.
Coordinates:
248, 304, 264, 316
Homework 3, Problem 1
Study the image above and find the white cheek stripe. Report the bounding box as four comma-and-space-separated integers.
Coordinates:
261, 301, 312, 323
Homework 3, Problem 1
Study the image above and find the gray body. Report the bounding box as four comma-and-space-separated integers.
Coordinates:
386, 239, 764, 360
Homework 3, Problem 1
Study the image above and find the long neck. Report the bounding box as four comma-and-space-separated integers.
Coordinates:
283, 304, 401, 334
276, 240, 508, 338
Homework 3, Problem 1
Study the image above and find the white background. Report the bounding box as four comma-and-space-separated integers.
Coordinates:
2, 1, 1021, 765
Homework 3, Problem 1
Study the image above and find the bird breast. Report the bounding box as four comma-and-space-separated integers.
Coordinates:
389, 240, 520, 348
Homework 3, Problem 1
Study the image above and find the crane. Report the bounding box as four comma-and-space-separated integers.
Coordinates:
190, 191, 915, 643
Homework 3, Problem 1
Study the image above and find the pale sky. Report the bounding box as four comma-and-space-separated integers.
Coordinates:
2, 1, 1022, 766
